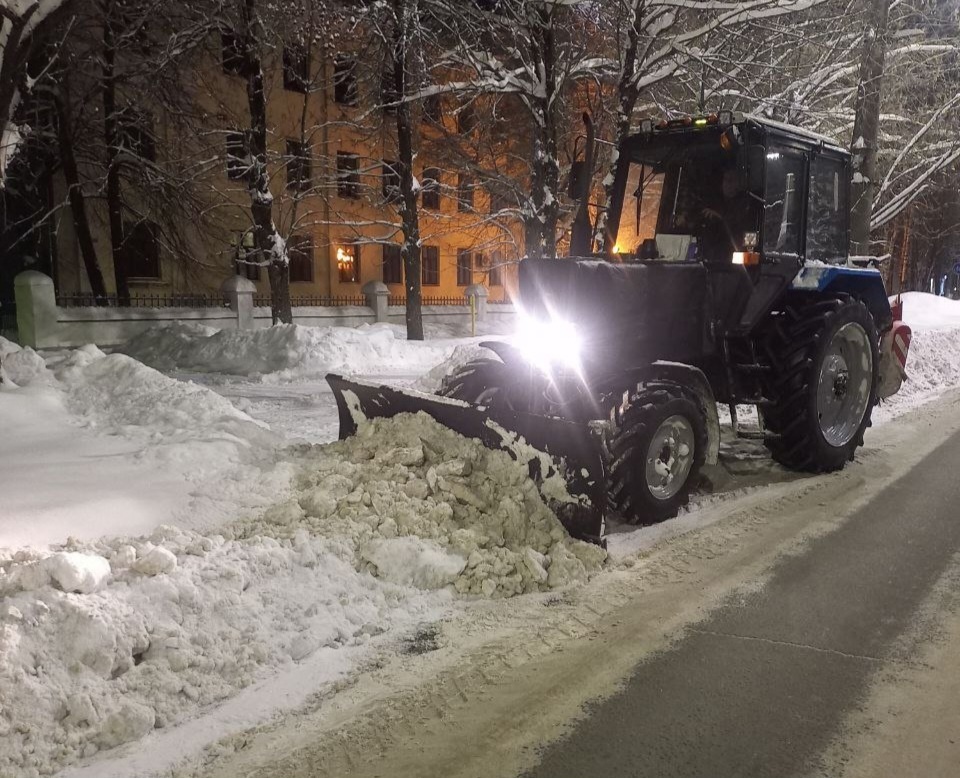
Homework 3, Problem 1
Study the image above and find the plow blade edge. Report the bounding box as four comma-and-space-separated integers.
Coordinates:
326, 374, 607, 544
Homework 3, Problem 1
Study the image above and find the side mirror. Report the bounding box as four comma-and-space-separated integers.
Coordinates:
744, 144, 765, 196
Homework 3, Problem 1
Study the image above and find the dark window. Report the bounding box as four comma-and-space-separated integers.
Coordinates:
221, 30, 244, 75
283, 45, 309, 92
337, 152, 360, 198
422, 167, 440, 210
286, 140, 311, 191
380, 69, 398, 113
422, 94, 442, 124
457, 174, 473, 212
456, 102, 476, 135
234, 232, 260, 281
337, 243, 361, 283
763, 148, 806, 256
334, 56, 358, 106
118, 112, 155, 162
226, 131, 247, 180
807, 156, 848, 262
383, 243, 403, 284
422, 245, 440, 286
489, 188, 510, 215
456, 249, 472, 286
382, 160, 400, 202
488, 250, 503, 286
288, 234, 314, 282
122, 220, 160, 279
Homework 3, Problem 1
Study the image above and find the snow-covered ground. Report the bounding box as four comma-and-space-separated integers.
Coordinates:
1, 292, 958, 778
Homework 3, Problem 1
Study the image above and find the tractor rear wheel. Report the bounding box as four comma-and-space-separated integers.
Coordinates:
760, 297, 879, 471
606, 384, 707, 524
439, 358, 547, 413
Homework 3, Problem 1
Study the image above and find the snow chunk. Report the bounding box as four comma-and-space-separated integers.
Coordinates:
44, 552, 111, 593
97, 702, 156, 749
133, 546, 178, 576
361, 536, 466, 589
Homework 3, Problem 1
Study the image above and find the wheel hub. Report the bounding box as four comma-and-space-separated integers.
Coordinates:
645, 415, 696, 501
817, 322, 872, 447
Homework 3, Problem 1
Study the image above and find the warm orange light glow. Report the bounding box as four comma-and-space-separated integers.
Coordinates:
612, 244, 622, 254
732, 251, 761, 266
337, 245, 355, 270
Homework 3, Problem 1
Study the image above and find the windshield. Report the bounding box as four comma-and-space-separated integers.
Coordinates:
612, 136, 760, 263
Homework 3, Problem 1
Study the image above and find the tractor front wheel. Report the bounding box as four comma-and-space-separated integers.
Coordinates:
606, 384, 707, 524
761, 297, 880, 471
439, 357, 547, 414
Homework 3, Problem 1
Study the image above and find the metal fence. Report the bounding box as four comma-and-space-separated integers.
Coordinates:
388, 296, 468, 306
56, 293, 227, 308
254, 294, 368, 307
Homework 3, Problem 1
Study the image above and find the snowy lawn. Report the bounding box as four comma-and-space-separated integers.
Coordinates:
1, 294, 959, 778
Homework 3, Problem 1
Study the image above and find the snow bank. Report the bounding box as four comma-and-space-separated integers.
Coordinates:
121, 322, 457, 381
0, 412, 604, 776
1, 344, 287, 550
898, 291, 960, 331
875, 293, 960, 422
0, 526, 445, 777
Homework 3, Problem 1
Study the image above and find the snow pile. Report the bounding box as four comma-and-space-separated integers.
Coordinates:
878, 293, 960, 421
240, 412, 607, 597
51, 347, 278, 474
0, 412, 604, 776
121, 322, 457, 381
1, 343, 289, 550
0, 525, 445, 777
898, 291, 960, 330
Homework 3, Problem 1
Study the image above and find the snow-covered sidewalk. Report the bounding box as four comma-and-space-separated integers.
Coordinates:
1, 292, 959, 778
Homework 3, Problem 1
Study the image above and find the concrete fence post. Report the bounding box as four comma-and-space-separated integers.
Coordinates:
220, 275, 257, 330
465, 283, 489, 322
363, 280, 390, 323
14, 271, 58, 349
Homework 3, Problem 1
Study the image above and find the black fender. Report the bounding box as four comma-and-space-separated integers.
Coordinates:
479, 340, 525, 365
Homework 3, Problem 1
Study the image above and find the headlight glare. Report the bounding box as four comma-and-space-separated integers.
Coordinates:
515, 315, 582, 373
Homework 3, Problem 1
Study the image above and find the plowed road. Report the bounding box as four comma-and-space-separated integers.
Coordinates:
189, 391, 960, 778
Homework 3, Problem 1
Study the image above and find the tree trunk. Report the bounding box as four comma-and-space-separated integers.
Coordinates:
54, 88, 107, 298
597, 1, 644, 254
102, 12, 130, 303
849, 0, 892, 255
240, 0, 291, 324
393, 0, 424, 340
525, 5, 560, 260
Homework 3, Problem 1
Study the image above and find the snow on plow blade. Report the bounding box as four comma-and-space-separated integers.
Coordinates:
326, 374, 607, 545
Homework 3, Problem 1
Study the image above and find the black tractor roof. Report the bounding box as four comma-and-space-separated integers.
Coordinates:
633, 112, 849, 158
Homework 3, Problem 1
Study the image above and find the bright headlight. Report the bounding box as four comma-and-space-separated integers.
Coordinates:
515, 315, 582, 372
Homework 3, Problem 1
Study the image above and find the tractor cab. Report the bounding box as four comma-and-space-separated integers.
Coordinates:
606, 112, 851, 271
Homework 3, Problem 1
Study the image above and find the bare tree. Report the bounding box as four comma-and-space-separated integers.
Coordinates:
0, 0, 78, 182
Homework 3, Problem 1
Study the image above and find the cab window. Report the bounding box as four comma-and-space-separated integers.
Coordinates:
762, 149, 805, 256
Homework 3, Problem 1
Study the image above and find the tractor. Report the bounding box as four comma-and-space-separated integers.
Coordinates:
327, 112, 911, 544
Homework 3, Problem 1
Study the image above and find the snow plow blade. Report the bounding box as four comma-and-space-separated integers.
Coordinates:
326, 374, 607, 545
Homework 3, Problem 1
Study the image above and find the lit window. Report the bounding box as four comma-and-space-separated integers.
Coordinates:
337, 244, 360, 283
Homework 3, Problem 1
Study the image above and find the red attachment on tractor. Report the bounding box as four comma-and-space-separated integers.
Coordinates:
891, 321, 912, 371
890, 293, 904, 322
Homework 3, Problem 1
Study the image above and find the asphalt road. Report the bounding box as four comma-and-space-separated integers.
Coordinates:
523, 429, 960, 778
